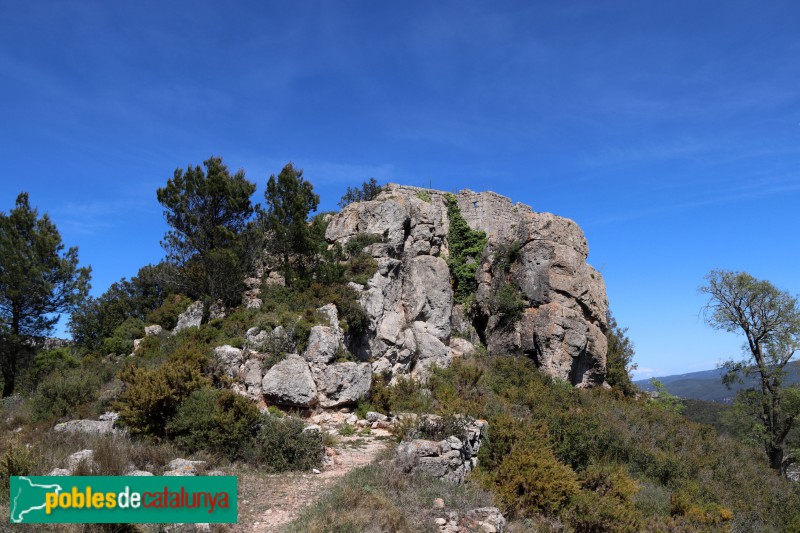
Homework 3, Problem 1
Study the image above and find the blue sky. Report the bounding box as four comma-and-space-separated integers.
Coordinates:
2, 1, 799, 378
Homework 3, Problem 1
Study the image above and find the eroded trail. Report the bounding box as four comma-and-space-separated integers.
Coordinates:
231, 430, 391, 533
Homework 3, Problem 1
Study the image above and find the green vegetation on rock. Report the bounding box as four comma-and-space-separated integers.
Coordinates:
445, 193, 487, 305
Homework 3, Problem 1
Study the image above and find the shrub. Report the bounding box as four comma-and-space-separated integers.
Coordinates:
0, 437, 34, 498
30, 367, 103, 422
258, 282, 370, 341
489, 283, 526, 324
167, 388, 260, 461
565, 464, 642, 532
115, 349, 210, 438
568, 490, 642, 533
250, 415, 323, 472
482, 437, 579, 517
345, 233, 383, 258
364, 373, 432, 415
19, 348, 79, 392
338, 423, 357, 436
415, 190, 432, 203
346, 253, 378, 285
101, 317, 146, 355
476, 414, 579, 517
429, 359, 487, 416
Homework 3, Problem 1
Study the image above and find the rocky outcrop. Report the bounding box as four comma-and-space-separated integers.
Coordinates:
325, 184, 608, 387
199, 183, 607, 409
53, 412, 121, 435
327, 189, 454, 381
173, 300, 204, 334
458, 190, 608, 387
394, 417, 487, 484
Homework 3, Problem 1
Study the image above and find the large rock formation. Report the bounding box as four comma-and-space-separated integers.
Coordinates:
212, 183, 607, 409
325, 184, 608, 387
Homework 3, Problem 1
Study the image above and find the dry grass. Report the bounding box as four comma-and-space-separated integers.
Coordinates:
285, 462, 495, 533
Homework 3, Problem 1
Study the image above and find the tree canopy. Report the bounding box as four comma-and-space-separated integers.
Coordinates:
157, 157, 257, 305
261, 163, 320, 287
338, 178, 383, 208
605, 312, 638, 397
0, 192, 91, 396
700, 269, 800, 470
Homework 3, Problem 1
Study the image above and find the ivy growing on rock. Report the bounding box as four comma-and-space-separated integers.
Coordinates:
445, 193, 487, 305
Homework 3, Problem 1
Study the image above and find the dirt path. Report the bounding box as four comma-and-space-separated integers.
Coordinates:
230, 429, 392, 533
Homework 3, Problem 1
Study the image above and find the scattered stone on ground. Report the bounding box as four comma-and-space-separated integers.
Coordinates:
164, 458, 206, 476
66, 449, 95, 472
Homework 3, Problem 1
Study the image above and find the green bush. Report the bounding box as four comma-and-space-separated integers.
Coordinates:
420, 354, 800, 531
346, 253, 378, 285
568, 490, 642, 533
489, 283, 526, 324
345, 233, 383, 257
259, 282, 370, 340
20, 348, 79, 392
565, 464, 642, 532
0, 437, 34, 500
30, 367, 103, 422
101, 317, 146, 355
115, 348, 210, 439
363, 373, 432, 415
166, 388, 260, 460
250, 415, 323, 472
476, 415, 579, 517
415, 190, 432, 203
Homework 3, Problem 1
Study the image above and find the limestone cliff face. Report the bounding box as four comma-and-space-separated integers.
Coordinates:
325, 183, 608, 387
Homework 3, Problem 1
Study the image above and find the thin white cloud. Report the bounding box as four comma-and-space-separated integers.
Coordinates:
49, 199, 155, 236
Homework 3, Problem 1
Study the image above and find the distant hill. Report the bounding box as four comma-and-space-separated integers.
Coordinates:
634, 364, 800, 402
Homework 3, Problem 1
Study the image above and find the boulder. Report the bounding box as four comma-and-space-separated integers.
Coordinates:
303, 326, 339, 364
54, 419, 117, 435
67, 449, 95, 473
144, 324, 163, 337
313, 362, 372, 408
213, 345, 244, 378
240, 358, 263, 400
173, 301, 204, 334
164, 458, 205, 476
262, 355, 318, 407
449, 337, 476, 359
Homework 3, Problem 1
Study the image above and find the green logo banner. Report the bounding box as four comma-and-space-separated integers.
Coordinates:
9, 476, 237, 524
